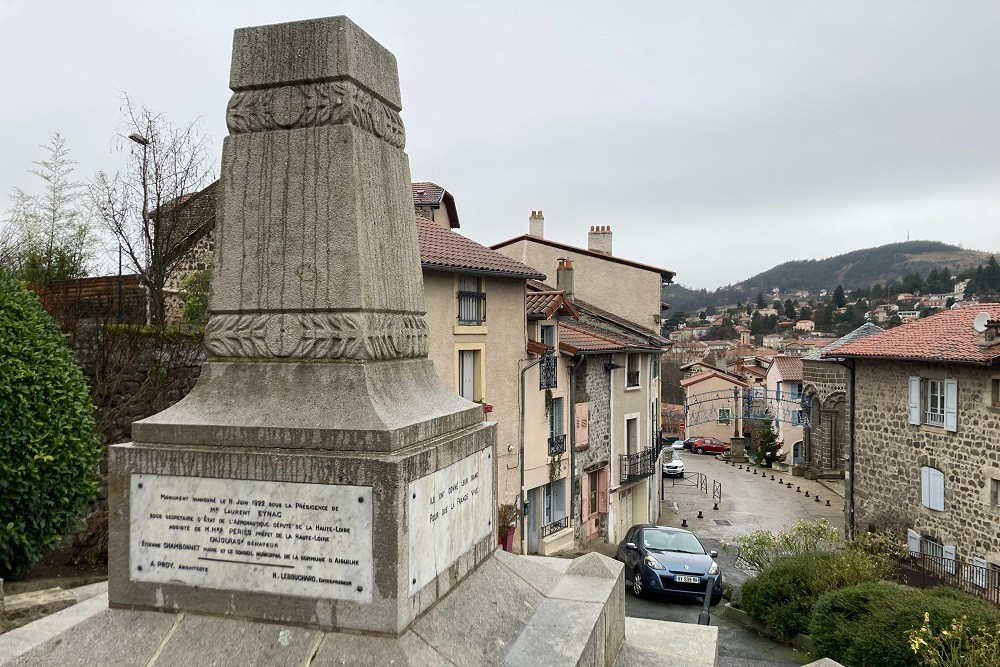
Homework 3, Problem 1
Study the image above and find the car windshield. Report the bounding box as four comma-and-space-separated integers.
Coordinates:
641, 529, 705, 554
671, 452, 682, 462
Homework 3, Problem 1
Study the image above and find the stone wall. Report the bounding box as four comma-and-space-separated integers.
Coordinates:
853, 359, 1000, 567
73, 327, 205, 509
801, 358, 849, 476
164, 229, 215, 326
574, 354, 612, 544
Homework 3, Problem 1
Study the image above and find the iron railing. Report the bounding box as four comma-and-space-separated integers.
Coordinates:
548, 434, 566, 456
457, 290, 486, 324
899, 551, 1000, 607
539, 354, 557, 389
540, 516, 569, 538
620, 448, 656, 485
713, 480, 723, 503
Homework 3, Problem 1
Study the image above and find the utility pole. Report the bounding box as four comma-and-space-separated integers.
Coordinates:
127, 132, 151, 325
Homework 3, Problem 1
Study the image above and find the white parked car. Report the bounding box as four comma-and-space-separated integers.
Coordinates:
662, 452, 685, 478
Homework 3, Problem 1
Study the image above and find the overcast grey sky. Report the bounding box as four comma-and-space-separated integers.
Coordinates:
2, 1, 998, 289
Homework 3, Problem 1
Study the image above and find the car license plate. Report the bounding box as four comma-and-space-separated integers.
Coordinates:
675, 575, 701, 584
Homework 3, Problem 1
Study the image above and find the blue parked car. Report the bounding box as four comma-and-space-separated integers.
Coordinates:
615, 525, 722, 604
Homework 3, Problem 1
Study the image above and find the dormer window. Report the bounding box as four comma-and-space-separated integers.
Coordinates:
457, 275, 486, 325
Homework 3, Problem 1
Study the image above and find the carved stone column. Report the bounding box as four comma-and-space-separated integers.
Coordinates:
107, 17, 496, 635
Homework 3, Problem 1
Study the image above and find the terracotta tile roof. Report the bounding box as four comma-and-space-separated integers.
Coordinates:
771, 356, 803, 381
416, 217, 545, 279
492, 236, 676, 282
411, 182, 445, 206
559, 322, 632, 354
525, 290, 580, 320
827, 304, 1000, 365
680, 369, 748, 388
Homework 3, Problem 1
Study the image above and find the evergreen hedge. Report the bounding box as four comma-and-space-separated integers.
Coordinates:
810, 582, 1000, 667
740, 550, 882, 637
0, 275, 100, 578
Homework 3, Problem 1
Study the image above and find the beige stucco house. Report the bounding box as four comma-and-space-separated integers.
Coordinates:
520, 286, 580, 554
681, 369, 747, 445
491, 213, 674, 334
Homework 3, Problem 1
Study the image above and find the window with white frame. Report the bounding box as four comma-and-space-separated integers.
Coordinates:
718, 408, 731, 424
458, 349, 480, 401
920, 466, 945, 511
973, 556, 989, 588
791, 410, 802, 426
908, 376, 957, 432
926, 380, 945, 427
540, 324, 555, 347
626, 417, 638, 455
991, 478, 1000, 507
542, 478, 567, 526
626, 353, 640, 388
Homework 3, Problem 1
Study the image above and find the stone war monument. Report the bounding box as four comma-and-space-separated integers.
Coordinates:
0, 16, 715, 667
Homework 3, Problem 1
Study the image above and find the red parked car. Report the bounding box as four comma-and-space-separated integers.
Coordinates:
683, 437, 730, 455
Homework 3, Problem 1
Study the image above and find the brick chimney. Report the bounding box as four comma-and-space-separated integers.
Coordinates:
588, 225, 612, 255
557, 258, 574, 301
529, 210, 544, 238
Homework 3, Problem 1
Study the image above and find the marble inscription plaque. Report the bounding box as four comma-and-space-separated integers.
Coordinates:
130, 474, 373, 602
408, 447, 493, 594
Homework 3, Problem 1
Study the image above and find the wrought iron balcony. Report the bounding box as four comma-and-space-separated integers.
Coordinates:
457, 290, 486, 324
539, 353, 557, 389
548, 433, 566, 456
540, 516, 569, 538
619, 448, 656, 485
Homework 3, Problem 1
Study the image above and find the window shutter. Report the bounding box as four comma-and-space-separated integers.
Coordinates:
973, 557, 988, 588
908, 377, 921, 425
581, 472, 591, 520
944, 379, 958, 432
553, 479, 567, 521
943, 545, 957, 574
932, 469, 945, 511
598, 469, 609, 513
907, 529, 921, 554
920, 467, 931, 508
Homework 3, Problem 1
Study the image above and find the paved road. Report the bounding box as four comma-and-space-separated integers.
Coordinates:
657, 451, 846, 549
620, 454, 844, 665
622, 535, 809, 666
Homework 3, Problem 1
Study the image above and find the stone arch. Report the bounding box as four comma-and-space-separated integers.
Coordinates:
821, 392, 847, 471
802, 388, 821, 466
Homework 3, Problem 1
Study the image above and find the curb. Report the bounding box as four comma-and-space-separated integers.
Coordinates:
720, 603, 812, 653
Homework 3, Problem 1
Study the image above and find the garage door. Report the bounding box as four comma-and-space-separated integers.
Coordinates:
617, 487, 633, 542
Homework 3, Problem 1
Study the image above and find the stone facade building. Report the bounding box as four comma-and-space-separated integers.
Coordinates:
801, 323, 882, 477
832, 307, 1000, 576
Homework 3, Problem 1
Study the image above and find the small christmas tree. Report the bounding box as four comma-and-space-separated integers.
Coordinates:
751, 417, 782, 467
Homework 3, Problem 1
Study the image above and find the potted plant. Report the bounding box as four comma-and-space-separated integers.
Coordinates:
497, 503, 518, 552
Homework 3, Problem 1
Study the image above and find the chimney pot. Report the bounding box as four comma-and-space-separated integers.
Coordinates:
529, 209, 544, 238
588, 224, 613, 255
557, 258, 575, 300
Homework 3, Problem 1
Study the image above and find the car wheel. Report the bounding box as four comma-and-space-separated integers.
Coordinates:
695, 447, 704, 455
632, 570, 644, 597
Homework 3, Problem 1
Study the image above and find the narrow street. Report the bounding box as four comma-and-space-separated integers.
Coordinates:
605, 451, 845, 665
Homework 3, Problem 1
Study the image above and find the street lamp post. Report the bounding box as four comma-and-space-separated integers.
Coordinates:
127, 132, 151, 325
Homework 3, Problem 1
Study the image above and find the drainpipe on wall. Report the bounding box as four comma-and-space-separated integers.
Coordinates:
846, 359, 857, 538
520, 351, 549, 555
568, 360, 577, 533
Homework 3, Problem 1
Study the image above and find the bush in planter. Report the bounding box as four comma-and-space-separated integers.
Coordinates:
810, 582, 1000, 667
740, 549, 882, 637
731, 518, 840, 574
0, 275, 101, 578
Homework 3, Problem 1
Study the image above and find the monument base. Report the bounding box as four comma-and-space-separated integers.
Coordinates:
4, 551, 633, 666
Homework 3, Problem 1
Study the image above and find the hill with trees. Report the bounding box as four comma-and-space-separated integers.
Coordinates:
664, 241, 994, 312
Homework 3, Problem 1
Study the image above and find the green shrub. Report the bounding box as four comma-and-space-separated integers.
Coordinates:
740, 550, 882, 637
729, 519, 840, 574
811, 582, 1000, 667
0, 275, 101, 578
